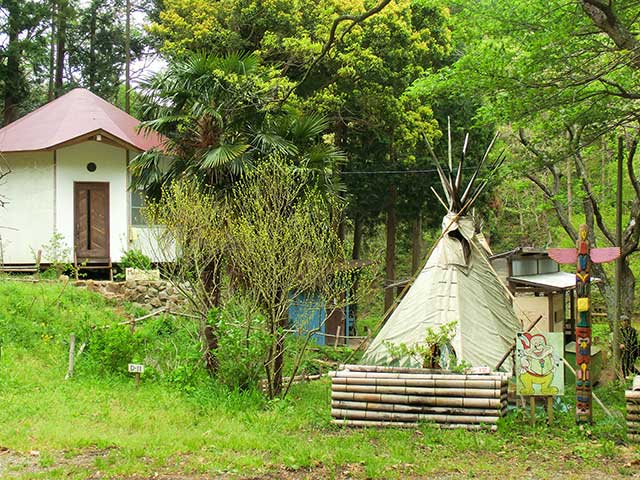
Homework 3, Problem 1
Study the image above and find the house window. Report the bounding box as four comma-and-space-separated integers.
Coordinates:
130, 178, 147, 226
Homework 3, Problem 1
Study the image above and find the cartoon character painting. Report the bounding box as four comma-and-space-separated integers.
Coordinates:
517, 332, 564, 396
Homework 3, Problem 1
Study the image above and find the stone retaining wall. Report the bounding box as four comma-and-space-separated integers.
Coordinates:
74, 279, 185, 310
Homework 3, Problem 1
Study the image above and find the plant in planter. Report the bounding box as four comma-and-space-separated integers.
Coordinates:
383, 321, 469, 371
115, 249, 154, 281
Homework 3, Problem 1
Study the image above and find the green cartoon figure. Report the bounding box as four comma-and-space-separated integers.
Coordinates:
518, 333, 558, 395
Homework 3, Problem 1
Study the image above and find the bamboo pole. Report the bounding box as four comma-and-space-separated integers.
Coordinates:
438, 423, 498, 431
332, 419, 416, 428
331, 391, 505, 408
625, 391, 640, 400
332, 400, 505, 416
332, 367, 509, 380
331, 419, 497, 431
331, 376, 502, 389
332, 408, 500, 424
332, 383, 506, 398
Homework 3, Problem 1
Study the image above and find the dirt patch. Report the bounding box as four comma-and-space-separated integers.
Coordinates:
2, 446, 640, 479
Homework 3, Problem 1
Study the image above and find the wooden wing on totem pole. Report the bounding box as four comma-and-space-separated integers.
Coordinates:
547, 247, 620, 266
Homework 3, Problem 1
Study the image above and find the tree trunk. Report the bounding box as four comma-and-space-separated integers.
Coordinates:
350, 215, 363, 321
55, 0, 68, 98
352, 215, 363, 261
125, 0, 131, 113
566, 158, 572, 222
384, 184, 397, 312
411, 214, 423, 274
599, 259, 635, 329
203, 323, 219, 375
48, 1, 57, 101
271, 317, 286, 398
201, 260, 222, 375
88, 2, 97, 91
3, 3, 21, 125
3, 29, 21, 125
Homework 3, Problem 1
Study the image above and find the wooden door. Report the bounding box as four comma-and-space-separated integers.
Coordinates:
74, 182, 110, 262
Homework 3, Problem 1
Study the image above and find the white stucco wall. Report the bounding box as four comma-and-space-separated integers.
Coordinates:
0, 152, 55, 263
130, 226, 169, 262
1, 140, 166, 265
56, 141, 129, 262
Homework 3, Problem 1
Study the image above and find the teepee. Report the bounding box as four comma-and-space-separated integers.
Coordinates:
363, 129, 521, 372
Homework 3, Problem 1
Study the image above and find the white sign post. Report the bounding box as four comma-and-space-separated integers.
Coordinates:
128, 363, 144, 386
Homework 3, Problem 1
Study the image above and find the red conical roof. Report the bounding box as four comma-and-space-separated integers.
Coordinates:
0, 88, 164, 152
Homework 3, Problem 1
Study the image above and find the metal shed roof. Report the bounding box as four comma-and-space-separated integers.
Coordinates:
0, 88, 164, 153
509, 271, 577, 290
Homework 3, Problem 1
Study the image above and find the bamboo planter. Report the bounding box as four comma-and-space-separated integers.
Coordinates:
331, 365, 508, 430
627, 377, 640, 442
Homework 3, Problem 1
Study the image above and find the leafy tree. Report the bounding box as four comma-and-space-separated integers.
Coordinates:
66, 0, 145, 100
145, 179, 228, 374
0, 0, 49, 124
438, 0, 640, 375
227, 158, 347, 398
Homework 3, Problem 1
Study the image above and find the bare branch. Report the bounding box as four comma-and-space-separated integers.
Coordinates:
572, 149, 616, 244
580, 0, 640, 68
525, 172, 578, 242
280, 0, 393, 103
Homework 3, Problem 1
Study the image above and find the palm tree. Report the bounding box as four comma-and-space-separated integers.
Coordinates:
131, 52, 344, 197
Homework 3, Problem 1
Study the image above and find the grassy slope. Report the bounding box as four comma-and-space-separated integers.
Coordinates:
0, 279, 638, 479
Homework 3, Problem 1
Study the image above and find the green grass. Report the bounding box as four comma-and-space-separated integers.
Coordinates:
0, 279, 638, 479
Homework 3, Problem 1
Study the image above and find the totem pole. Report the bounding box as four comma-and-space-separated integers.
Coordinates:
548, 224, 620, 423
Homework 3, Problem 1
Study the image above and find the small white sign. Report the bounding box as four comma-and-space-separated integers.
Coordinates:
128, 363, 144, 373
467, 366, 492, 375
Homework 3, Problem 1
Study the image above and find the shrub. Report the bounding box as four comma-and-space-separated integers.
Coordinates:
115, 249, 153, 280
212, 299, 271, 391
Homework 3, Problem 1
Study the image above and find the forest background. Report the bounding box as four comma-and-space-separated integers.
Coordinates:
2, 0, 640, 342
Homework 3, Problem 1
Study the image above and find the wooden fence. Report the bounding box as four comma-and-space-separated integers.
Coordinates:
627, 376, 640, 443
330, 364, 509, 431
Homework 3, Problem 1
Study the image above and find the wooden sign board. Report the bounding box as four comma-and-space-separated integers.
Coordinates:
516, 332, 564, 396
128, 363, 144, 374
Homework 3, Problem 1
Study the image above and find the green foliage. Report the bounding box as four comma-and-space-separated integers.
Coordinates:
0, 279, 118, 349
384, 320, 459, 369
227, 157, 350, 397
38, 232, 73, 277
81, 325, 144, 375
114, 248, 153, 280
211, 300, 271, 391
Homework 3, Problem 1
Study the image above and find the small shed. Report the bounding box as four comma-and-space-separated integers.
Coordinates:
288, 293, 356, 347
491, 247, 576, 342
0, 88, 165, 272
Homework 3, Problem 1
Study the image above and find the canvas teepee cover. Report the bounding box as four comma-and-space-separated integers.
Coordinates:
362, 133, 521, 371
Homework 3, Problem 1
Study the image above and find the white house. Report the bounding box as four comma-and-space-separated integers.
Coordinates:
0, 88, 165, 270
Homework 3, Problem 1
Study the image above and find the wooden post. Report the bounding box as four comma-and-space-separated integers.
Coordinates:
546, 397, 553, 424
613, 136, 624, 379
34, 249, 42, 282
334, 326, 341, 348
529, 397, 536, 426
65, 333, 75, 380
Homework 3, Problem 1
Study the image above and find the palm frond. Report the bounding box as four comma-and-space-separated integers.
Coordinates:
201, 143, 251, 169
